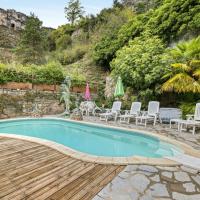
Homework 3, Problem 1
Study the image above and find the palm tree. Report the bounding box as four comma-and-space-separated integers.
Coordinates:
162, 37, 200, 93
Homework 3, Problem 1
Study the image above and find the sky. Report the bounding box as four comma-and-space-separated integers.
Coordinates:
0, 0, 113, 28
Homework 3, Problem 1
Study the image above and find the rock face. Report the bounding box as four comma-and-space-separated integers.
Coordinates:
0, 8, 27, 49
0, 8, 27, 31
0, 26, 20, 48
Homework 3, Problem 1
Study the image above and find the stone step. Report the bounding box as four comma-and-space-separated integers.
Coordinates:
166, 154, 200, 170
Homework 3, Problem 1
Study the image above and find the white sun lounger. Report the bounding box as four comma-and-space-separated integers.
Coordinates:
100, 101, 122, 122
119, 102, 141, 124
179, 120, 200, 135
136, 101, 161, 127
170, 103, 200, 134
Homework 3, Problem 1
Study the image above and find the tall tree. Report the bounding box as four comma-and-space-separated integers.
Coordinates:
65, 0, 84, 25
15, 13, 45, 65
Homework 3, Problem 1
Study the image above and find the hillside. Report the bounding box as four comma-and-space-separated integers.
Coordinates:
0, 0, 199, 106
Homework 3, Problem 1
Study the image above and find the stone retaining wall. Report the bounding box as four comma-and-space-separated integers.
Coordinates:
0, 91, 65, 119
0, 82, 98, 119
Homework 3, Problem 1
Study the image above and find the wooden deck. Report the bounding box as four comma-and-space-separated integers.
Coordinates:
0, 137, 124, 200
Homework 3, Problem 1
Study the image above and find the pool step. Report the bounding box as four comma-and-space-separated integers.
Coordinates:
166, 154, 200, 170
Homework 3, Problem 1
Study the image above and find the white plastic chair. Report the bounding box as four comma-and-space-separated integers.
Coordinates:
79, 101, 102, 116
136, 101, 161, 126
187, 103, 200, 121
100, 101, 122, 122
119, 102, 141, 124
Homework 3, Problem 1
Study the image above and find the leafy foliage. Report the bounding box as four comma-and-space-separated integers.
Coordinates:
147, 0, 200, 42
162, 37, 200, 93
93, 0, 200, 69
121, 0, 163, 13
15, 13, 46, 65
180, 102, 196, 118
0, 62, 65, 84
55, 44, 88, 65
111, 31, 166, 93
55, 34, 72, 50
92, 7, 136, 68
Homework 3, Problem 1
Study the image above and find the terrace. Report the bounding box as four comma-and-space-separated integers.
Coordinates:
0, 117, 200, 200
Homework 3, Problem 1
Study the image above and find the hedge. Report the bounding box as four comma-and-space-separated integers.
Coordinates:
0, 62, 65, 85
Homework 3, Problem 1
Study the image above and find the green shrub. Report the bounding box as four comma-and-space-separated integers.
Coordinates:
33, 62, 65, 84
56, 34, 72, 50
0, 62, 65, 85
57, 45, 88, 65
111, 31, 166, 92
180, 102, 196, 119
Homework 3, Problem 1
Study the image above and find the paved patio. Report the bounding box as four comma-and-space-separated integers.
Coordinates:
83, 116, 200, 200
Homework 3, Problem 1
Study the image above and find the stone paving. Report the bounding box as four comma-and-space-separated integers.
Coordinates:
83, 117, 200, 200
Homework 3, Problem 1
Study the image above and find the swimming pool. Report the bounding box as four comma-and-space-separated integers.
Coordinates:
0, 118, 182, 158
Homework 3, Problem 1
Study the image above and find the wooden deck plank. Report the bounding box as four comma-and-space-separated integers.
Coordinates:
0, 137, 125, 200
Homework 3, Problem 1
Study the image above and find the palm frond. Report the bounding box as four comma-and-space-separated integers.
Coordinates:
194, 69, 200, 78
162, 73, 200, 93
162, 72, 173, 79
171, 63, 191, 72
190, 60, 200, 68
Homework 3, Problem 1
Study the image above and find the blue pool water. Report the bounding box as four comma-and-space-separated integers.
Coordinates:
0, 119, 182, 157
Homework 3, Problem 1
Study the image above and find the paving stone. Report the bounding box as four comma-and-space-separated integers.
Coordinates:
136, 171, 153, 176
111, 177, 133, 192
181, 166, 199, 174
118, 171, 130, 179
150, 174, 160, 182
109, 194, 133, 200
138, 165, 158, 173
129, 191, 140, 200
157, 166, 178, 171
98, 184, 112, 199
130, 174, 150, 193
150, 183, 169, 197
161, 171, 173, 179
191, 175, 200, 186
92, 195, 104, 200
140, 191, 153, 200
172, 192, 200, 200
124, 165, 138, 172
169, 183, 186, 193
174, 172, 191, 182
183, 183, 196, 192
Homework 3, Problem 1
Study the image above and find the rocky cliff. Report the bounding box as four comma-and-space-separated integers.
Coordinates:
0, 25, 21, 48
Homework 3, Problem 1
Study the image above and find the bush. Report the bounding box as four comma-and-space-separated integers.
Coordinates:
180, 102, 196, 119
147, 0, 200, 42
33, 62, 65, 84
56, 34, 72, 50
0, 62, 65, 85
111, 31, 166, 92
57, 45, 88, 65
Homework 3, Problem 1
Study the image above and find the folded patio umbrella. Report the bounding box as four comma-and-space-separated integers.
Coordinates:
84, 83, 91, 101
114, 76, 124, 98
